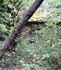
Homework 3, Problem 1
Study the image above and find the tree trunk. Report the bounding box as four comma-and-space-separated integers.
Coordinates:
1, 0, 44, 52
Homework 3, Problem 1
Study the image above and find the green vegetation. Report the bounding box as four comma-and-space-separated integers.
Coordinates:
42, 0, 61, 8
0, 0, 61, 70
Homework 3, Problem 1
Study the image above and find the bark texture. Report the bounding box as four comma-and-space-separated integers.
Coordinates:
1, 0, 44, 52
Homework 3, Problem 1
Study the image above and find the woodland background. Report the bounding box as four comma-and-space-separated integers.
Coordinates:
0, 0, 61, 70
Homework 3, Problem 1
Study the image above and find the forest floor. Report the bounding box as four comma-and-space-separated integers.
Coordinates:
0, 8, 61, 70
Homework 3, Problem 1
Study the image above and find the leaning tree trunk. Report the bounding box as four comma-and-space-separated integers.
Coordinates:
1, 0, 44, 52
